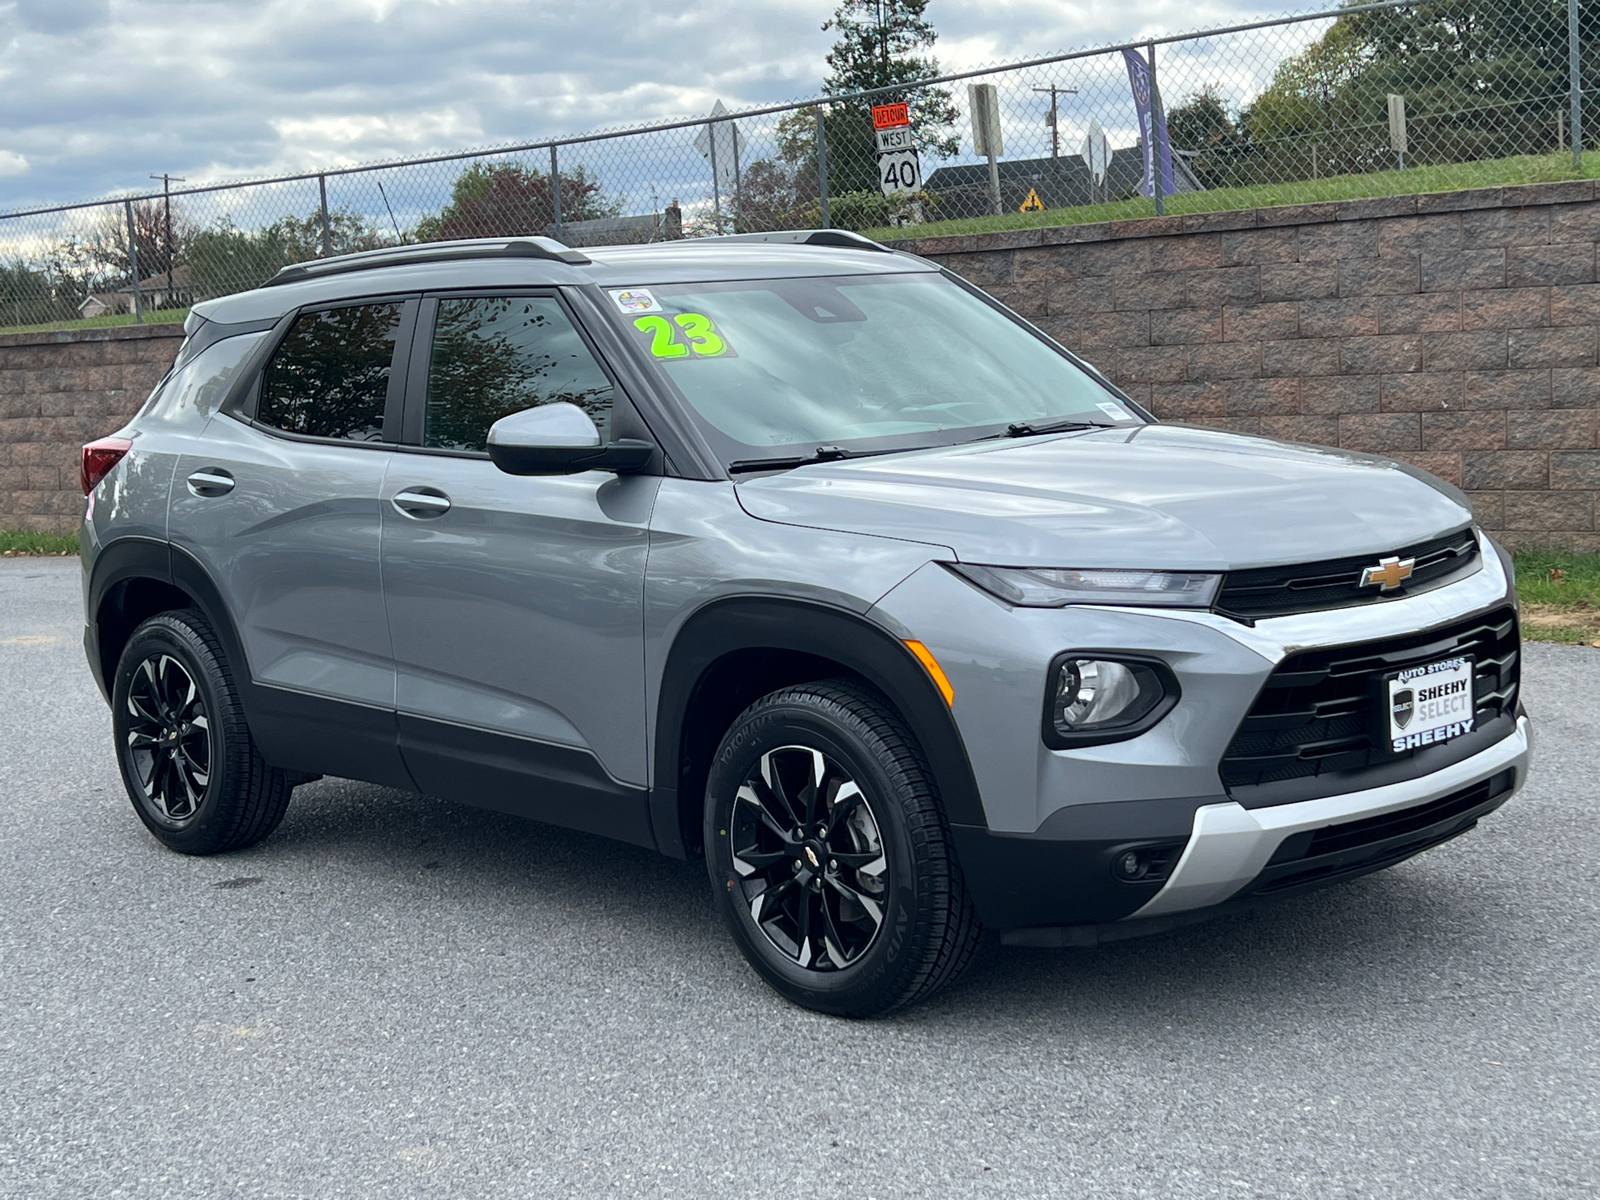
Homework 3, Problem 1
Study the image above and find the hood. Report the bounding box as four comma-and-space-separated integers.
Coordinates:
734, 424, 1473, 570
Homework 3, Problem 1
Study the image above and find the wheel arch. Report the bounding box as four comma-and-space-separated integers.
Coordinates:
650, 596, 986, 860
89, 538, 252, 706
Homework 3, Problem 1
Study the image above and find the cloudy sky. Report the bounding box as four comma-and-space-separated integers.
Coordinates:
0, 0, 1308, 213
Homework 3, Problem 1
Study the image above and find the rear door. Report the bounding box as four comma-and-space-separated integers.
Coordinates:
168, 297, 416, 786
379, 292, 659, 844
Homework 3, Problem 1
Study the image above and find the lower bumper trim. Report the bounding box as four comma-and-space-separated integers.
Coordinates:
1128, 716, 1531, 921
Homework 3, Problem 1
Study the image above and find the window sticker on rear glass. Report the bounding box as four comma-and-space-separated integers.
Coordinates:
609, 288, 662, 315
632, 313, 736, 359
1096, 401, 1136, 422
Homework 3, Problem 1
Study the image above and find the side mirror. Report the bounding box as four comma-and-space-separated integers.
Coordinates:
486, 403, 654, 476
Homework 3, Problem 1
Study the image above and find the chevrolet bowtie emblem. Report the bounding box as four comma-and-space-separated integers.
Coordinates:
1360, 555, 1415, 591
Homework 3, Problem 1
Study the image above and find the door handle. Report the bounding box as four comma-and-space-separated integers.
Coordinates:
186, 468, 235, 497
392, 487, 452, 518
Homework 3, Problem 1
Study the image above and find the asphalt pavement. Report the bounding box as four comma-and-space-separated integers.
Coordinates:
1, 556, 1596, 1199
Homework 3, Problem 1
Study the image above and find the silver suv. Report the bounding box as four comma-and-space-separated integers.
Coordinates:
80, 232, 1530, 1015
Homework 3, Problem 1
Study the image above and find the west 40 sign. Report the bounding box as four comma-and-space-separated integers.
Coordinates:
873, 104, 922, 197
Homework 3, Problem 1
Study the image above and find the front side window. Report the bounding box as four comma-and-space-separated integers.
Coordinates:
607, 271, 1135, 464
257, 302, 403, 441
424, 296, 614, 451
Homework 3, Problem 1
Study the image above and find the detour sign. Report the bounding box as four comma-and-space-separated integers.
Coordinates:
872, 103, 911, 130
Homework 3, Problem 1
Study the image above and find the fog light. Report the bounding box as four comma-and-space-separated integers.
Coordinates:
1114, 850, 1149, 881
1108, 841, 1185, 885
1043, 654, 1177, 747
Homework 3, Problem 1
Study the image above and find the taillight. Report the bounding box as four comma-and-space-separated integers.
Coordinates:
81, 437, 132, 495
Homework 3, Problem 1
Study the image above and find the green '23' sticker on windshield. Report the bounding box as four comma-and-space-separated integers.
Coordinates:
633, 313, 734, 359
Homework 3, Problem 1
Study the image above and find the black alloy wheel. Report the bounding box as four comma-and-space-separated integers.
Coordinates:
112, 610, 293, 855
730, 744, 889, 971
123, 652, 212, 825
706, 679, 982, 1017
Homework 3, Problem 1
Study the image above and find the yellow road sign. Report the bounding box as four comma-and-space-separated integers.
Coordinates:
1019, 188, 1044, 212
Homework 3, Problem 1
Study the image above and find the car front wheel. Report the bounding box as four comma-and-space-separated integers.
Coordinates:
704, 679, 981, 1016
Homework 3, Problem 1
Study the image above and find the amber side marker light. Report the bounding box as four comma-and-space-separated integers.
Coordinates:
903, 639, 955, 706
81, 437, 132, 495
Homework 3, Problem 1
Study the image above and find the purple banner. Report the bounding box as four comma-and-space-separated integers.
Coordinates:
1123, 48, 1174, 199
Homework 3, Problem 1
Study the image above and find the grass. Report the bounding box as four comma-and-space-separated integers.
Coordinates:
1510, 548, 1600, 644
0, 530, 78, 556
0, 307, 189, 336
865, 151, 1600, 242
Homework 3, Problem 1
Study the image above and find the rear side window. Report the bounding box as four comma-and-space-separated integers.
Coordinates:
142, 331, 266, 425
257, 302, 403, 441
424, 296, 614, 452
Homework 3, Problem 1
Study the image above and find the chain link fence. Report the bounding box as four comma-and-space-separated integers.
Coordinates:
0, 0, 1590, 330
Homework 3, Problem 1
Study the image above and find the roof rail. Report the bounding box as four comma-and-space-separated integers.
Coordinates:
263, 237, 591, 288
708, 229, 894, 253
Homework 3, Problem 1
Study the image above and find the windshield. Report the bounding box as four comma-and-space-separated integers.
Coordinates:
604, 271, 1141, 465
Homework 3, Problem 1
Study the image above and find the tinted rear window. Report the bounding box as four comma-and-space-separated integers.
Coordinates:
258, 303, 402, 441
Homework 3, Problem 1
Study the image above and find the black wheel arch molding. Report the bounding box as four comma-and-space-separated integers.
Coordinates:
650, 594, 988, 861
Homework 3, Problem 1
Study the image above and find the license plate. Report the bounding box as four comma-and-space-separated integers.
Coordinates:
1385, 656, 1475, 753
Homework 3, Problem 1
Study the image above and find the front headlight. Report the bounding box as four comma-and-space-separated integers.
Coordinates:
948, 563, 1221, 608
1043, 654, 1180, 747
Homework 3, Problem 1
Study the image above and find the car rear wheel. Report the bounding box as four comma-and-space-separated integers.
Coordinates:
112, 610, 292, 855
704, 679, 981, 1016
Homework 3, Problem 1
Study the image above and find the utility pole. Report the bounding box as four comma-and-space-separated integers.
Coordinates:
1032, 84, 1078, 200
149, 173, 184, 307
1031, 85, 1078, 163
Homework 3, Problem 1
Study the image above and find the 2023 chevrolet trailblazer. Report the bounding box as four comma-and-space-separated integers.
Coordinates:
79, 232, 1530, 1015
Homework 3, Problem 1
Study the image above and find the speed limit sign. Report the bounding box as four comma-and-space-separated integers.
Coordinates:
879, 149, 922, 196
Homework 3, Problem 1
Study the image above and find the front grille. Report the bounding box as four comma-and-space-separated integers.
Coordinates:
1220, 607, 1520, 793
1216, 527, 1480, 619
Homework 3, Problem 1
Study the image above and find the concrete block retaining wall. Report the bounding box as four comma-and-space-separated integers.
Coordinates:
0, 323, 184, 534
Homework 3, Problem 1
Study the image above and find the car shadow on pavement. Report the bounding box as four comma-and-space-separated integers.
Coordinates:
237, 773, 1530, 1031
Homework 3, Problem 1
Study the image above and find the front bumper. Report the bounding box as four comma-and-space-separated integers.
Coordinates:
952, 715, 1528, 940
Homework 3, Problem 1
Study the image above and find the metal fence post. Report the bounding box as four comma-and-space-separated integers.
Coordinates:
318, 175, 332, 257
708, 117, 722, 232
1149, 41, 1165, 216
124, 199, 142, 324
550, 144, 563, 237
816, 105, 830, 229
1572, 0, 1584, 169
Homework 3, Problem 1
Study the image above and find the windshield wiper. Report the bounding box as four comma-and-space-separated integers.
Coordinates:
728, 444, 920, 475
982, 419, 1110, 440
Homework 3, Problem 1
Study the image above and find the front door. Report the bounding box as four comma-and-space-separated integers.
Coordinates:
379, 293, 659, 844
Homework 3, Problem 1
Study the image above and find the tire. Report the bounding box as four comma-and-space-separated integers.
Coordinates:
704, 679, 981, 1017
111, 609, 292, 855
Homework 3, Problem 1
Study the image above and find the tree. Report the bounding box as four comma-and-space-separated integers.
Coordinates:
819, 0, 959, 194
1236, 0, 1591, 183
0, 260, 70, 326
1166, 87, 1247, 189
413, 163, 620, 242
88, 199, 187, 287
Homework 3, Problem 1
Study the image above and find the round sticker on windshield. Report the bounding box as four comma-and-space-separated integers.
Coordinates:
609, 288, 663, 315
